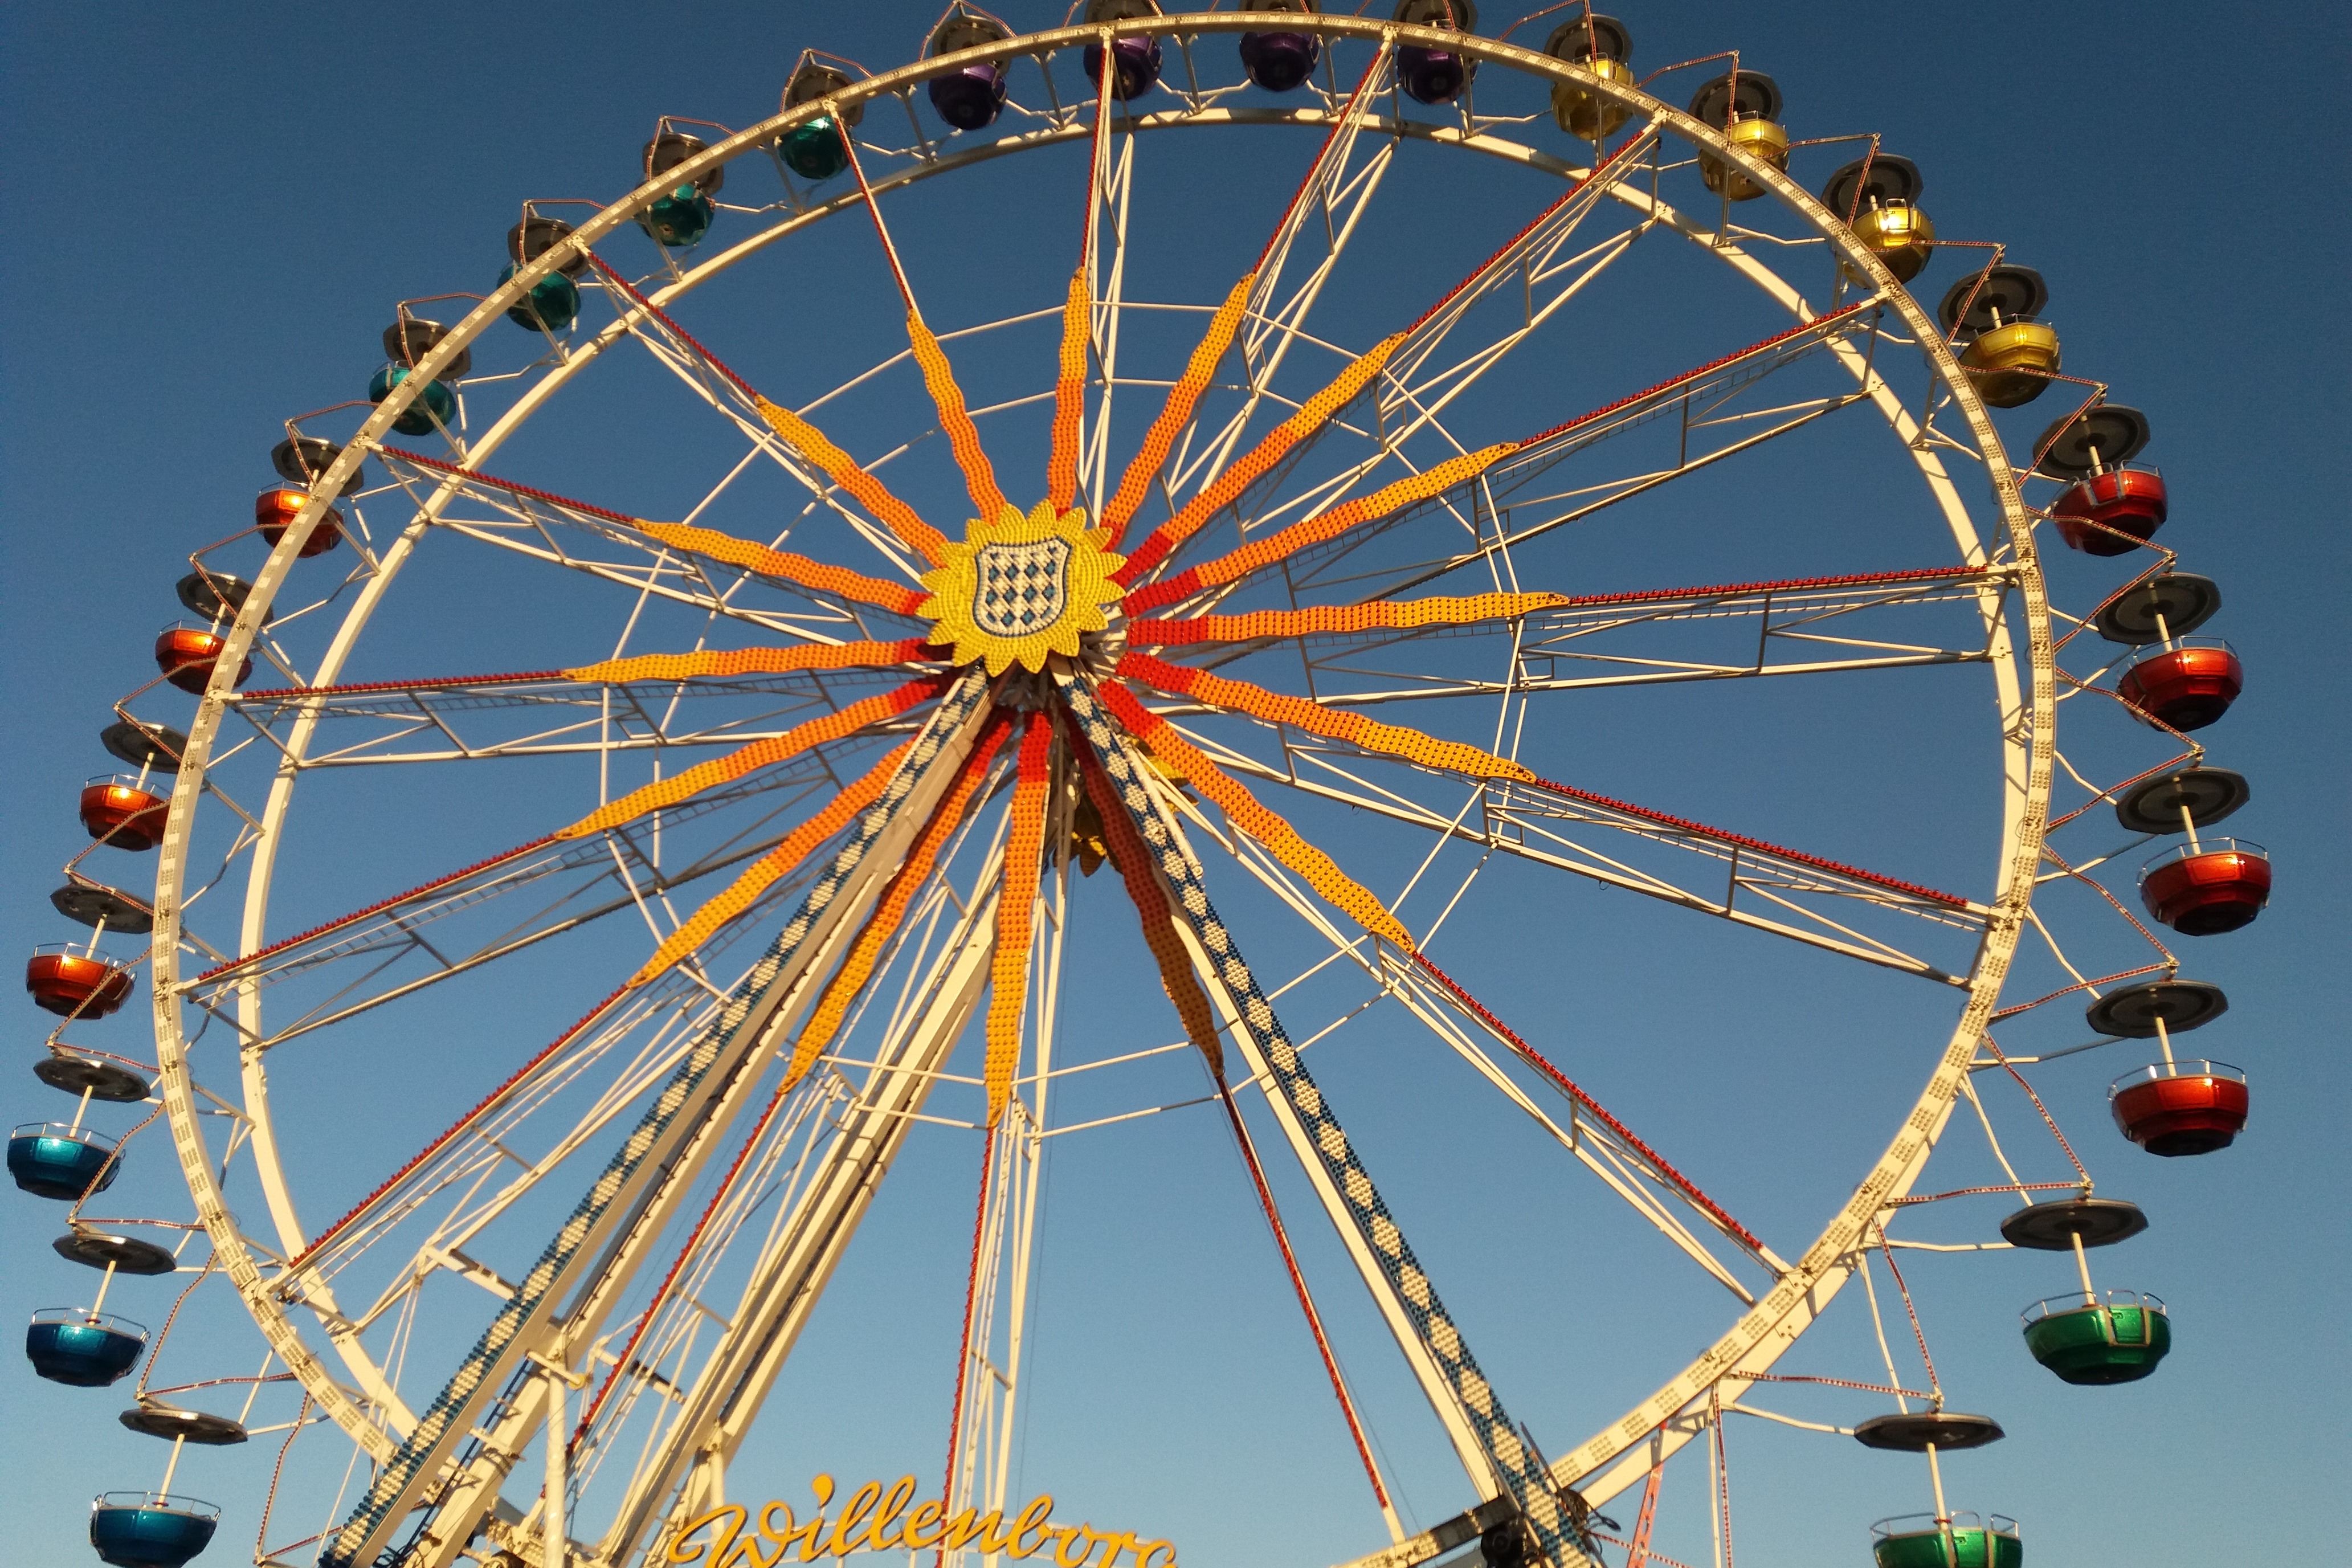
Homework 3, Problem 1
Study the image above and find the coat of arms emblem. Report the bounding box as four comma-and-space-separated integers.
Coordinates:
971, 536, 1073, 637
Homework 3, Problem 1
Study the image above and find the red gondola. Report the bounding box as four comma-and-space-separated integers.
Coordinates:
2051, 467, 2168, 556
153, 624, 251, 695
2117, 639, 2242, 730
78, 777, 169, 852
2110, 1059, 2248, 1155
24, 948, 134, 1019
2139, 839, 2269, 935
254, 488, 342, 557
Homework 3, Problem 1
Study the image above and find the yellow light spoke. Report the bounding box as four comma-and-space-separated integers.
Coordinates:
624, 740, 916, 989
780, 710, 1014, 1092
554, 675, 949, 842
907, 312, 1011, 528
1046, 271, 1090, 514
1128, 591, 1567, 648
752, 398, 950, 566
983, 713, 1054, 1124
1099, 273, 1256, 549
1118, 652, 1535, 785
1097, 681, 1413, 952
635, 521, 930, 615
564, 639, 938, 685
1077, 743, 1223, 1079
1114, 334, 1403, 586
1123, 443, 1518, 614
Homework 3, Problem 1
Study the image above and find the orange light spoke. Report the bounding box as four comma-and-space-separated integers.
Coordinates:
983, 714, 1054, 1124
1047, 271, 1090, 514
1118, 651, 1534, 785
1124, 443, 1517, 614
908, 312, 1010, 527
568, 258, 951, 568
1096, 681, 1413, 952
635, 521, 929, 615
833, 124, 1007, 532
563, 639, 936, 686
752, 397, 950, 566
781, 710, 1013, 1091
626, 740, 917, 989
555, 674, 949, 842
1114, 334, 1403, 585
378, 448, 930, 611
1130, 591, 1566, 648
1099, 273, 1256, 549
1076, 740, 1224, 1078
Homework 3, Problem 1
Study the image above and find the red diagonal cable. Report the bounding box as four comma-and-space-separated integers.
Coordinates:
938, 1126, 995, 1560
382, 444, 643, 525
1514, 774, 1970, 908
573, 1058, 809, 1451
1216, 1084, 1391, 1513
238, 671, 568, 701
1412, 952, 1764, 1253
582, 253, 762, 403
1516, 300, 1875, 450
196, 835, 563, 983
287, 984, 631, 1273
1874, 1232, 1940, 1400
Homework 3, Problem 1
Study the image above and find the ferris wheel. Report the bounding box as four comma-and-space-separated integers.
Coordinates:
18, 6, 2270, 1568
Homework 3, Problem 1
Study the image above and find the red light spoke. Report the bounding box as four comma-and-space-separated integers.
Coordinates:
238, 671, 568, 702
287, 983, 633, 1274
1506, 301, 1874, 455
195, 835, 563, 985
381, 445, 641, 526
1510, 774, 1971, 910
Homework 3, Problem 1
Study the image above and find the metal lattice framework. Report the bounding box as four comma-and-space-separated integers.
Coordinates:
39, 11, 2235, 1568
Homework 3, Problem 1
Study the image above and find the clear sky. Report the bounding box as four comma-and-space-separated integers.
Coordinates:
2, 4, 2343, 1567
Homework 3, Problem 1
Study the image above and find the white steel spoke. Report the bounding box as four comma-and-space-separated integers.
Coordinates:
1171, 725, 1982, 983
1192, 812, 1774, 1304
598, 842, 1008, 1567
374, 453, 912, 644
230, 670, 922, 768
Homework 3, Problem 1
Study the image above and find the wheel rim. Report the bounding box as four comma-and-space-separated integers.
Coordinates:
129, 16, 2059, 1566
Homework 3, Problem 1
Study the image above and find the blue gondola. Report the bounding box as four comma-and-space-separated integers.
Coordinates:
10, 1122, 120, 1200
365, 364, 457, 436
89, 1493, 219, 1568
497, 262, 580, 332
27, 1309, 148, 1387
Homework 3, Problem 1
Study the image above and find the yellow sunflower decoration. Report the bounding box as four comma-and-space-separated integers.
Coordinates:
918, 499, 1126, 674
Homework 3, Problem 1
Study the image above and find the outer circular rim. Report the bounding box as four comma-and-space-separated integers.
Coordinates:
141, 9, 2051, 1528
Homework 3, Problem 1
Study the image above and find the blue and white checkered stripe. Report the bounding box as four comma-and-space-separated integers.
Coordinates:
1056, 673, 1592, 1567
320, 669, 991, 1568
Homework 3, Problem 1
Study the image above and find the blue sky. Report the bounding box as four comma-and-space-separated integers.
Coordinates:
2, 4, 2343, 1567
